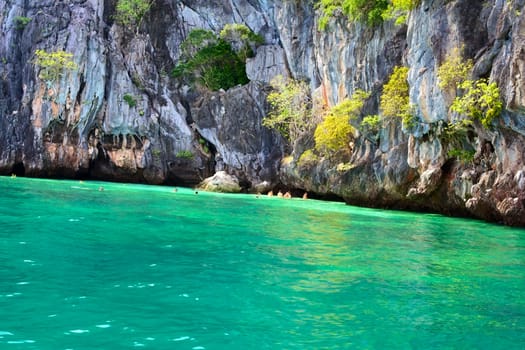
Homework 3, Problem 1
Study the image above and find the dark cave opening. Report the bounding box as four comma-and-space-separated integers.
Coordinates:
11, 162, 25, 176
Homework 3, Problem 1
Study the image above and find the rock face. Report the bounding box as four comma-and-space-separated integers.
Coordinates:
0, 0, 524, 225
198, 171, 241, 193
279, 0, 525, 226
0, 0, 285, 188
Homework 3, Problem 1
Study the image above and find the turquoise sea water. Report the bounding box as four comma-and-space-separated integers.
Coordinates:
0, 177, 524, 349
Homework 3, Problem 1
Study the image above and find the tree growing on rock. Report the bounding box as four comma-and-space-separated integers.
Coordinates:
114, 0, 153, 32
380, 65, 414, 128
33, 49, 77, 83
451, 79, 502, 129
437, 47, 473, 93
172, 27, 252, 91
219, 23, 264, 61
314, 89, 369, 156
262, 75, 313, 142
317, 0, 419, 29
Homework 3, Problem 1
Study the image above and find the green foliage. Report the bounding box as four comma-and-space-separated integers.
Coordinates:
336, 162, 354, 172
14, 16, 31, 30
329, 90, 370, 119
450, 79, 502, 129
297, 149, 319, 168
151, 149, 161, 159
380, 66, 414, 128
33, 49, 77, 82
114, 0, 152, 29
448, 148, 475, 164
360, 114, 381, 134
123, 94, 137, 107
176, 150, 194, 159
263, 75, 312, 142
173, 28, 249, 91
219, 23, 264, 61
314, 89, 369, 155
314, 113, 355, 155
438, 119, 475, 164
198, 138, 210, 153
317, 0, 418, 29
179, 29, 218, 59
381, 0, 418, 25
437, 47, 473, 91
441, 119, 472, 144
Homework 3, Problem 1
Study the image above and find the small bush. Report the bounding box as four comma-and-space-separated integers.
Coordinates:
114, 0, 152, 30
336, 162, 354, 172
314, 113, 355, 155
176, 150, 194, 159
33, 49, 77, 82
382, 0, 419, 25
448, 148, 475, 164
437, 47, 473, 92
450, 79, 502, 129
317, 0, 419, 29
263, 75, 312, 142
314, 89, 369, 156
151, 149, 161, 159
380, 66, 414, 128
219, 23, 264, 61
14, 16, 31, 30
360, 114, 381, 134
123, 94, 137, 108
173, 28, 249, 91
297, 149, 319, 168
440, 119, 472, 144
179, 29, 218, 59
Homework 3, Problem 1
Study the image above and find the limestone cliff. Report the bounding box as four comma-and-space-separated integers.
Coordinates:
0, 0, 524, 225
0, 0, 285, 188
279, 0, 525, 226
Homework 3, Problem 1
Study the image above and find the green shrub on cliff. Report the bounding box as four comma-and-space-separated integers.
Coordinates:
317, 0, 419, 29
437, 47, 473, 92
297, 149, 319, 168
33, 49, 77, 82
317, 0, 388, 28
179, 29, 218, 58
263, 75, 312, 141
14, 16, 31, 30
360, 114, 381, 136
314, 89, 369, 155
451, 79, 502, 129
172, 28, 250, 91
219, 24, 264, 61
123, 93, 137, 107
380, 66, 414, 128
382, 0, 418, 25
176, 150, 194, 159
114, 0, 153, 30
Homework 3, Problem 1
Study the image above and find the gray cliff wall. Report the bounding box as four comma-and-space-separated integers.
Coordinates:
0, 0, 524, 224
278, 0, 525, 225
0, 0, 285, 187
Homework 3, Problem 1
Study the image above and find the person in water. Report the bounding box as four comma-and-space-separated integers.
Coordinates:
302, 192, 308, 200
277, 190, 283, 198
267, 190, 274, 197
284, 191, 292, 199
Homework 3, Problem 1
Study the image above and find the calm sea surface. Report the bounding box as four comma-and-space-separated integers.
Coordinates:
0, 176, 524, 349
